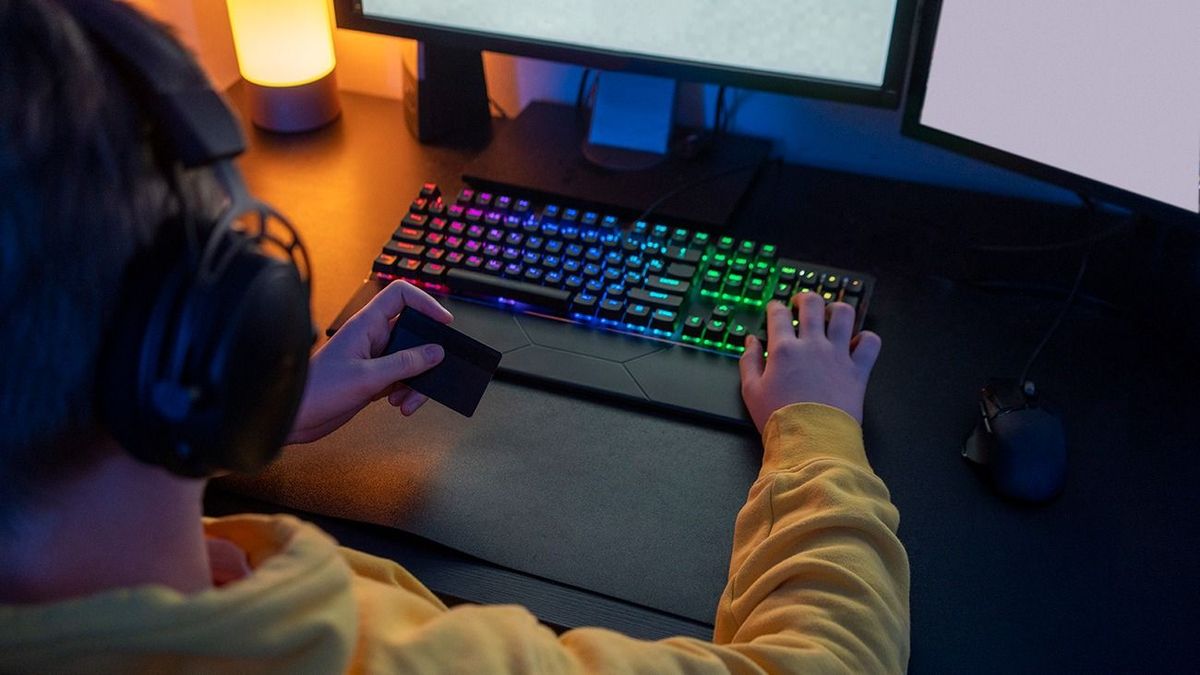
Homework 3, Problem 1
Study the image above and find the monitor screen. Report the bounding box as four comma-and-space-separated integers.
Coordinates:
344, 0, 914, 106
907, 0, 1200, 217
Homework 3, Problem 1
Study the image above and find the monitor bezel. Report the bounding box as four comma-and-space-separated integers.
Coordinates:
902, 0, 1200, 224
333, 0, 919, 109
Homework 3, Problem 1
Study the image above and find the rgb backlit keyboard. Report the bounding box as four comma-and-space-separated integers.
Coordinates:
369, 183, 874, 356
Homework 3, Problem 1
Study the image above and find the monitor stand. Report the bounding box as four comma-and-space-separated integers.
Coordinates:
580, 72, 676, 171
406, 44, 771, 228
465, 101, 770, 229
402, 43, 492, 147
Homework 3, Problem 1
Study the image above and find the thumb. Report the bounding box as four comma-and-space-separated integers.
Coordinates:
739, 334, 764, 384
850, 331, 882, 373
367, 344, 444, 391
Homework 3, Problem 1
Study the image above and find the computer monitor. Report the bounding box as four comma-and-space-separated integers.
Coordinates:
338, 0, 915, 106
333, 0, 918, 226
904, 0, 1200, 224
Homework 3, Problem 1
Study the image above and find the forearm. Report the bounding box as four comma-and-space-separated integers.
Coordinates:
712, 403, 910, 672
337, 403, 909, 674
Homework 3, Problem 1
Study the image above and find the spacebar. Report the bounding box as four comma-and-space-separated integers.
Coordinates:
445, 269, 571, 312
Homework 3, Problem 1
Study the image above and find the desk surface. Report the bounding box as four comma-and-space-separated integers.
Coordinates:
208, 88, 1200, 672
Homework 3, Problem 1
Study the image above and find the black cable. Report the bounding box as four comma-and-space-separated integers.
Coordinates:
713, 85, 726, 135
721, 89, 743, 133
487, 97, 511, 120
576, 68, 593, 110
634, 160, 764, 223
970, 192, 1135, 253
1017, 248, 1091, 387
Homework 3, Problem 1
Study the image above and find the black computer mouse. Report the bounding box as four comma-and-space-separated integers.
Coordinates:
963, 380, 1067, 503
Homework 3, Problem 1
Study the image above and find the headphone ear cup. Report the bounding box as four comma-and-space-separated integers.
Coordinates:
100, 231, 312, 477
177, 238, 311, 474
99, 240, 192, 468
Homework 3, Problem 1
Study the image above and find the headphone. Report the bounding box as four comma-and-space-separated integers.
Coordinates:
60, 0, 315, 477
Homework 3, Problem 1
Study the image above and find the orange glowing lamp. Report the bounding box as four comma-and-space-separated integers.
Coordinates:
226, 0, 340, 132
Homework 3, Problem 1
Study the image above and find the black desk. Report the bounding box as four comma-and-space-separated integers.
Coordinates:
207, 89, 1200, 672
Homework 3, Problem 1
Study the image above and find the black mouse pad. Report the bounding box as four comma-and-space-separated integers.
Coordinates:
385, 307, 502, 416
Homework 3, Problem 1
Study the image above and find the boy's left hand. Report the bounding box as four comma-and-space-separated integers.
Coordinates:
286, 281, 453, 445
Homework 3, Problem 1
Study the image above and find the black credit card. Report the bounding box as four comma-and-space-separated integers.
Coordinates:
384, 307, 502, 417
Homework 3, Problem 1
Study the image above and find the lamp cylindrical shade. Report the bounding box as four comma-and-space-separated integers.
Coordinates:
226, 0, 340, 132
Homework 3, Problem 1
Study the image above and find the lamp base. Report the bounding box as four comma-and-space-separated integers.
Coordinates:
245, 70, 340, 133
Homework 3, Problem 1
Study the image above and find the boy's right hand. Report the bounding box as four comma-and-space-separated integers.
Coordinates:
739, 293, 882, 434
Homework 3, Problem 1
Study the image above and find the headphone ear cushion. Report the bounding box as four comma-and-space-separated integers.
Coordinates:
99, 242, 191, 467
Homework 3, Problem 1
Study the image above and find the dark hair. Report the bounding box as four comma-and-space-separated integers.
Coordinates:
0, 0, 218, 527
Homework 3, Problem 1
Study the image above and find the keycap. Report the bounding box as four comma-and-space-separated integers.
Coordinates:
704, 318, 727, 342
646, 275, 690, 294
394, 227, 424, 242
664, 246, 702, 264
572, 292, 598, 313
384, 241, 425, 257
650, 308, 677, 332
373, 253, 397, 274
599, 298, 624, 320
627, 303, 651, 323
682, 314, 705, 338
727, 322, 748, 342
628, 287, 683, 310
665, 263, 696, 280
420, 262, 446, 278
722, 273, 745, 295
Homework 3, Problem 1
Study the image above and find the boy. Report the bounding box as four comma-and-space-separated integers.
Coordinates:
0, 1, 908, 671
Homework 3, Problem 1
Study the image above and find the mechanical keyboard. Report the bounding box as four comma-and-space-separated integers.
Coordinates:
330, 182, 875, 426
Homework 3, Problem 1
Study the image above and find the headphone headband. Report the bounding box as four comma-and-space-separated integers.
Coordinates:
58, 0, 245, 166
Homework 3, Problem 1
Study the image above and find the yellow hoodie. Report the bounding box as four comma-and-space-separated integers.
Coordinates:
0, 403, 910, 673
